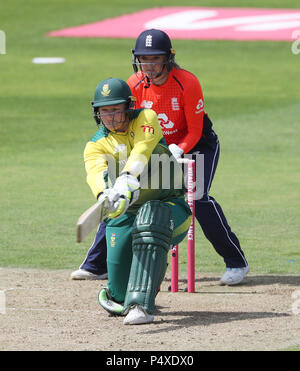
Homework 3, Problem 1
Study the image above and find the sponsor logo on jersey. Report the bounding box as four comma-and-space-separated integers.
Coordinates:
195, 98, 204, 114
158, 113, 175, 129
141, 125, 155, 134
162, 129, 179, 136
141, 100, 153, 108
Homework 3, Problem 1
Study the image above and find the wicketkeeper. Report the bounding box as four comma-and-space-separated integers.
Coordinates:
84, 78, 191, 324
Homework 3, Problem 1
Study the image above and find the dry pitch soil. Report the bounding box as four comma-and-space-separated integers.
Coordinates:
0, 268, 300, 351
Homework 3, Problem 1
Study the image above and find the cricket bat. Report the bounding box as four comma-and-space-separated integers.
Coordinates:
76, 198, 109, 243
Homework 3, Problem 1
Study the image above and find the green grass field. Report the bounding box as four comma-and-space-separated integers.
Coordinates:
1, 0, 300, 275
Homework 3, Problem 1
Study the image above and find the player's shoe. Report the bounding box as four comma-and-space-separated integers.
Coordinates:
70, 269, 108, 280
123, 305, 154, 325
219, 266, 250, 286
98, 288, 124, 315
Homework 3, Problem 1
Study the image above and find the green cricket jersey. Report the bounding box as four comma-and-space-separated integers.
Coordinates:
84, 108, 185, 213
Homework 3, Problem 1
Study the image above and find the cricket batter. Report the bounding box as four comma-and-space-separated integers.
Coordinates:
72, 29, 249, 286
84, 78, 191, 324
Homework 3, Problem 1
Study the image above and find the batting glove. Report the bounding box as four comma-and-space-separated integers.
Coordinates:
168, 143, 184, 159
98, 188, 130, 219
99, 173, 140, 219
113, 173, 140, 206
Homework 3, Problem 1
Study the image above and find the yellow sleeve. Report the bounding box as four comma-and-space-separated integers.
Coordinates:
123, 109, 163, 176
84, 141, 110, 198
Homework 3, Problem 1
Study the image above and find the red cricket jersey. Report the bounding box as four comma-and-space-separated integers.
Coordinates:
127, 68, 206, 153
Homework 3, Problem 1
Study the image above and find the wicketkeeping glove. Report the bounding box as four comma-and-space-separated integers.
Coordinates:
168, 143, 184, 159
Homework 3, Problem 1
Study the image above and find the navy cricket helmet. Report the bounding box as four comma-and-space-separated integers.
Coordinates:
132, 29, 176, 73
133, 29, 173, 56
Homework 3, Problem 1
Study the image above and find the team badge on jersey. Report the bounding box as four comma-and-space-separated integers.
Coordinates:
171, 97, 180, 111
110, 233, 116, 247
